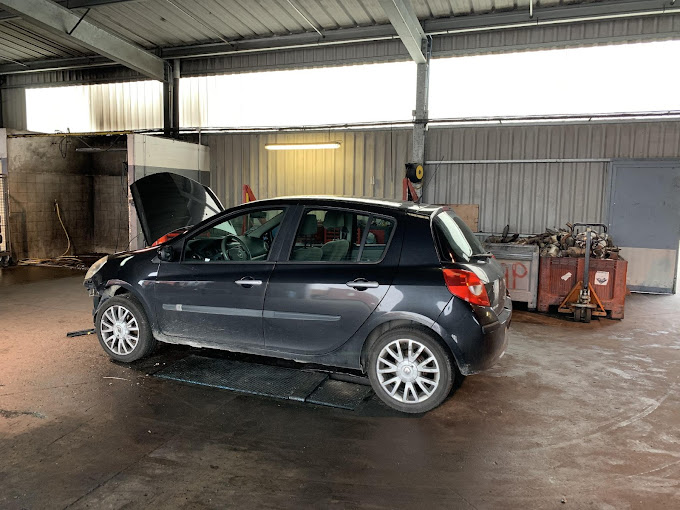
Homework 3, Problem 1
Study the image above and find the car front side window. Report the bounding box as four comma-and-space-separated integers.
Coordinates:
183, 208, 285, 263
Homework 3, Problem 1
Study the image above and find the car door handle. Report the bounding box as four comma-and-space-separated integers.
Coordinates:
346, 279, 379, 289
235, 278, 263, 286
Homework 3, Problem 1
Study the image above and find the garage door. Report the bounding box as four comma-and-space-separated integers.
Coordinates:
608, 160, 680, 294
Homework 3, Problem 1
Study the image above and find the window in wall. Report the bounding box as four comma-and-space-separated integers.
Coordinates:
25, 81, 162, 133
26, 85, 91, 133
429, 40, 680, 118
180, 61, 417, 128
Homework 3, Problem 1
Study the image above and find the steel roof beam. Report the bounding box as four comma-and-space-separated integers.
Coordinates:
0, 0, 165, 81
378, 0, 426, 63
0, 0, 138, 21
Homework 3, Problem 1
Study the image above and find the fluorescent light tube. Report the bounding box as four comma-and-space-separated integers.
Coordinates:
265, 142, 341, 150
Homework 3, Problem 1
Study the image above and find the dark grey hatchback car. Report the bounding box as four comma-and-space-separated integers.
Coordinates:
84, 173, 511, 413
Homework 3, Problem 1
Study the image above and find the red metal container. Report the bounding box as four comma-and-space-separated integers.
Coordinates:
537, 257, 627, 319
537, 258, 580, 313
585, 258, 628, 319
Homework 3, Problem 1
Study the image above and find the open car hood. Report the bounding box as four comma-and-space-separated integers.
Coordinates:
130, 172, 224, 245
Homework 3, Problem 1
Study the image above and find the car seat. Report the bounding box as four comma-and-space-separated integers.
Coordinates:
321, 211, 350, 261
290, 214, 323, 261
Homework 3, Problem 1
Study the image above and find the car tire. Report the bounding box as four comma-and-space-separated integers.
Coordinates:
367, 327, 454, 414
95, 294, 156, 362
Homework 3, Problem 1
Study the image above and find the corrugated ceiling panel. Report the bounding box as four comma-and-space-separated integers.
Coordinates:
74, 0, 399, 49
203, 129, 411, 208
417, 0, 593, 18
0, 0, 646, 70
80, 0, 223, 47
0, 19, 89, 62
356, 0, 389, 24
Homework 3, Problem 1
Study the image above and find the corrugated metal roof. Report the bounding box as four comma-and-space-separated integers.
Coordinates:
78, 0, 391, 49
0, 19, 89, 63
0, 0, 611, 66
74, 0, 602, 50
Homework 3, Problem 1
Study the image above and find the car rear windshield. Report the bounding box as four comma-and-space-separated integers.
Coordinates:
433, 210, 486, 263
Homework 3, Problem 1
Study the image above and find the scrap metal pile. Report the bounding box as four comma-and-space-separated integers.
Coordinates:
486, 224, 620, 259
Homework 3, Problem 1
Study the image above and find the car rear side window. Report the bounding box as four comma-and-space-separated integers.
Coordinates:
359, 216, 395, 262
433, 211, 485, 263
289, 209, 395, 263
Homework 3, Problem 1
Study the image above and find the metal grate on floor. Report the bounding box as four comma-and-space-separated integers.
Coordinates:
154, 355, 373, 410
307, 379, 373, 410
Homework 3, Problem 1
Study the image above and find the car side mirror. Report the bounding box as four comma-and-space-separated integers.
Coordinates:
157, 245, 174, 262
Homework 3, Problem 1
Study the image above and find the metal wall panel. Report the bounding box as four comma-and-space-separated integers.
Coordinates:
88, 81, 163, 131
203, 129, 412, 208
204, 121, 680, 235
422, 159, 609, 234
181, 39, 409, 77
1, 87, 26, 130
1, 67, 145, 89
423, 123, 680, 233
432, 13, 680, 57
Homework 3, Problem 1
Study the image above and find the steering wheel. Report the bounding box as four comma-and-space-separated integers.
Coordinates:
220, 234, 251, 261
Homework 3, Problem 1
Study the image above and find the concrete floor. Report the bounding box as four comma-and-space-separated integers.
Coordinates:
1, 266, 679, 509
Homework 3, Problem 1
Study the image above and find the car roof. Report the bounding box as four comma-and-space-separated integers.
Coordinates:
241, 195, 442, 217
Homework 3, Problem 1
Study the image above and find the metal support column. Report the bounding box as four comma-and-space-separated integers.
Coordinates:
172, 59, 180, 137
412, 36, 431, 166
0, 86, 4, 128
163, 61, 173, 137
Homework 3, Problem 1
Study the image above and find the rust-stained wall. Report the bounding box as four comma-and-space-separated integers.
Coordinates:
6, 135, 128, 260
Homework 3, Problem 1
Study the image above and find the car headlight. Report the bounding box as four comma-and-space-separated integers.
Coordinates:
85, 255, 109, 280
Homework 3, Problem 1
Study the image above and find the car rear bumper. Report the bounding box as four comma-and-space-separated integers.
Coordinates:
435, 295, 511, 376
472, 300, 511, 373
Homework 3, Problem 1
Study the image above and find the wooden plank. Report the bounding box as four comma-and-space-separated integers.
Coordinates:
448, 204, 479, 232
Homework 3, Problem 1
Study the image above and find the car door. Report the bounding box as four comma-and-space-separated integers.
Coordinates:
263, 205, 403, 355
154, 206, 291, 348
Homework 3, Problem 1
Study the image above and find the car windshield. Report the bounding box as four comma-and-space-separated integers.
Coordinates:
433, 210, 485, 263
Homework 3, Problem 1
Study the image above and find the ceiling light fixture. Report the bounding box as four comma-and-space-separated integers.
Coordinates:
264, 142, 341, 151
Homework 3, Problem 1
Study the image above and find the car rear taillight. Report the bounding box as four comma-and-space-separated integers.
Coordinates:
442, 268, 491, 307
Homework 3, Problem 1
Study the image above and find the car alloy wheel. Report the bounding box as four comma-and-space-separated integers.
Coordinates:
376, 338, 440, 404
100, 304, 140, 355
